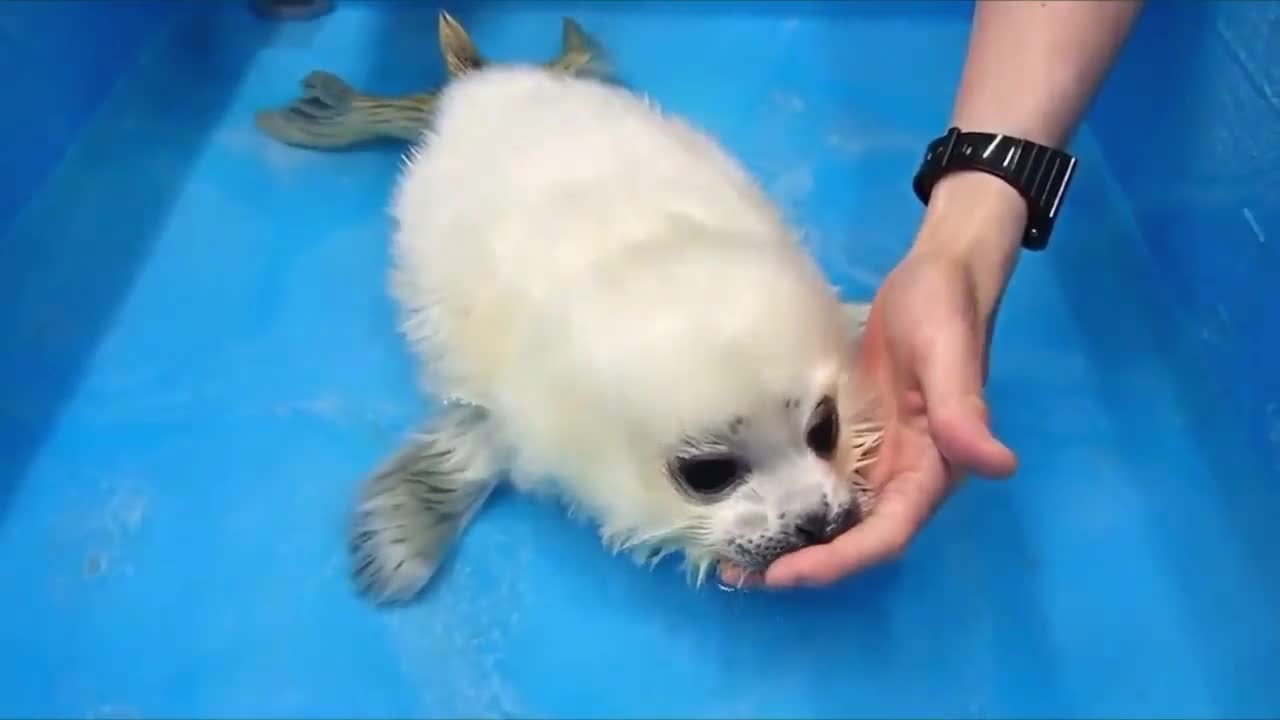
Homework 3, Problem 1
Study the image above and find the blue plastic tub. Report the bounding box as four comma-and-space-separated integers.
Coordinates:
2, 1, 1277, 717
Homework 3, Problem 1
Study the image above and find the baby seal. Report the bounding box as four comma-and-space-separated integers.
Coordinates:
350, 65, 886, 604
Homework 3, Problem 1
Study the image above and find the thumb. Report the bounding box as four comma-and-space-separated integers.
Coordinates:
913, 314, 1017, 479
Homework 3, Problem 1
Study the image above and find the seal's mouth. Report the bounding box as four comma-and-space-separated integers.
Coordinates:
716, 558, 764, 588
714, 543, 800, 587
712, 503, 867, 588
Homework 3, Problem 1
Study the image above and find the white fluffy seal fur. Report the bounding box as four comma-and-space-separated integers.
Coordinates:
350, 65, 885, 603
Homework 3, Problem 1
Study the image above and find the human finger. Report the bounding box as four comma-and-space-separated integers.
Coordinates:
762, 462, 949, 587
910, 305, 1016, 478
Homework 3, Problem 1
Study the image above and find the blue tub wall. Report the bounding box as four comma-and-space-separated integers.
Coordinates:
0, 2, 279, 516
1088, 1, 1280, 473
0, 1, 200, 234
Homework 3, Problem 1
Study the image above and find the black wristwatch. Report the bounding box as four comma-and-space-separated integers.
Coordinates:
911, 127, 1077, 251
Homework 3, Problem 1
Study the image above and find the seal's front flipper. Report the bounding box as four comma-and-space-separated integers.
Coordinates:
349, 403, 504, 605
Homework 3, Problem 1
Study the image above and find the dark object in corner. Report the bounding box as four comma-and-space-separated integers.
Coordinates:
251, 0, 334, 21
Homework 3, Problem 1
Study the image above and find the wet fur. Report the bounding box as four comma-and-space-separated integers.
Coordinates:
350, 66, 885, 603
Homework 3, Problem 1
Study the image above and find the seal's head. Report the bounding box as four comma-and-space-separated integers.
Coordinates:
661, 382, 882, 579
496, 222, 885, 583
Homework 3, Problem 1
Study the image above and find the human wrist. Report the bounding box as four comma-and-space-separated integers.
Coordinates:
911, 171, 1026, 311
916, 170, 1027, 251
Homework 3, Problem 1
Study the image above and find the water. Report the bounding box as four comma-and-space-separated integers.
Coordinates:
2, 2, 1276, 717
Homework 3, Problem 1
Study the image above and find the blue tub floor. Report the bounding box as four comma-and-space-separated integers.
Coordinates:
2, 2, 1277, 718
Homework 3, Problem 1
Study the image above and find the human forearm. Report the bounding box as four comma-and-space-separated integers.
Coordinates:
914, 0, 1143, 306
950, 0, 1144, 148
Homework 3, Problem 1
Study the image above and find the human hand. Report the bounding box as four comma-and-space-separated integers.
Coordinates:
723, 172, 1028, 588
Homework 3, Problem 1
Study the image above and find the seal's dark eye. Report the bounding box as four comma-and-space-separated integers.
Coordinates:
806, 395, 839, 460
674, 454, 747, 496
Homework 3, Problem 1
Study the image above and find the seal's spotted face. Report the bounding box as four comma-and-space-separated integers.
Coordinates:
666, 389, 874, 575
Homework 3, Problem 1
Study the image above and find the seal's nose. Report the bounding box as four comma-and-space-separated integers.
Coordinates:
794, 506, 859, 545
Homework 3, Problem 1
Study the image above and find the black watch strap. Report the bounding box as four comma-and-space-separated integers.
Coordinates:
911, 127, 1077, 251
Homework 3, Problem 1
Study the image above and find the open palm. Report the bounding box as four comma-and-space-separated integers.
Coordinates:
734, 248, 1019, 588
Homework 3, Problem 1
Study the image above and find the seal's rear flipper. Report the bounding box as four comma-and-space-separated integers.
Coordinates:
438, 10, 485, 77
349, 403, 503, 604
557, 17, 611, 80
254, 71, 370, 149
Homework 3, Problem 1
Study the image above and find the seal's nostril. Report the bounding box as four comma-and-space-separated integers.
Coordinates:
794, 506, 859, 545
794, 512, 830, 545
831, 505, 859, 536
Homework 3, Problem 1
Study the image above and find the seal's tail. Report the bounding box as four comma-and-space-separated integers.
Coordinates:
349, 403, 502, 604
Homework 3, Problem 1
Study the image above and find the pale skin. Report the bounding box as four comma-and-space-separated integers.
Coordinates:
722, 0, 1145, 588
